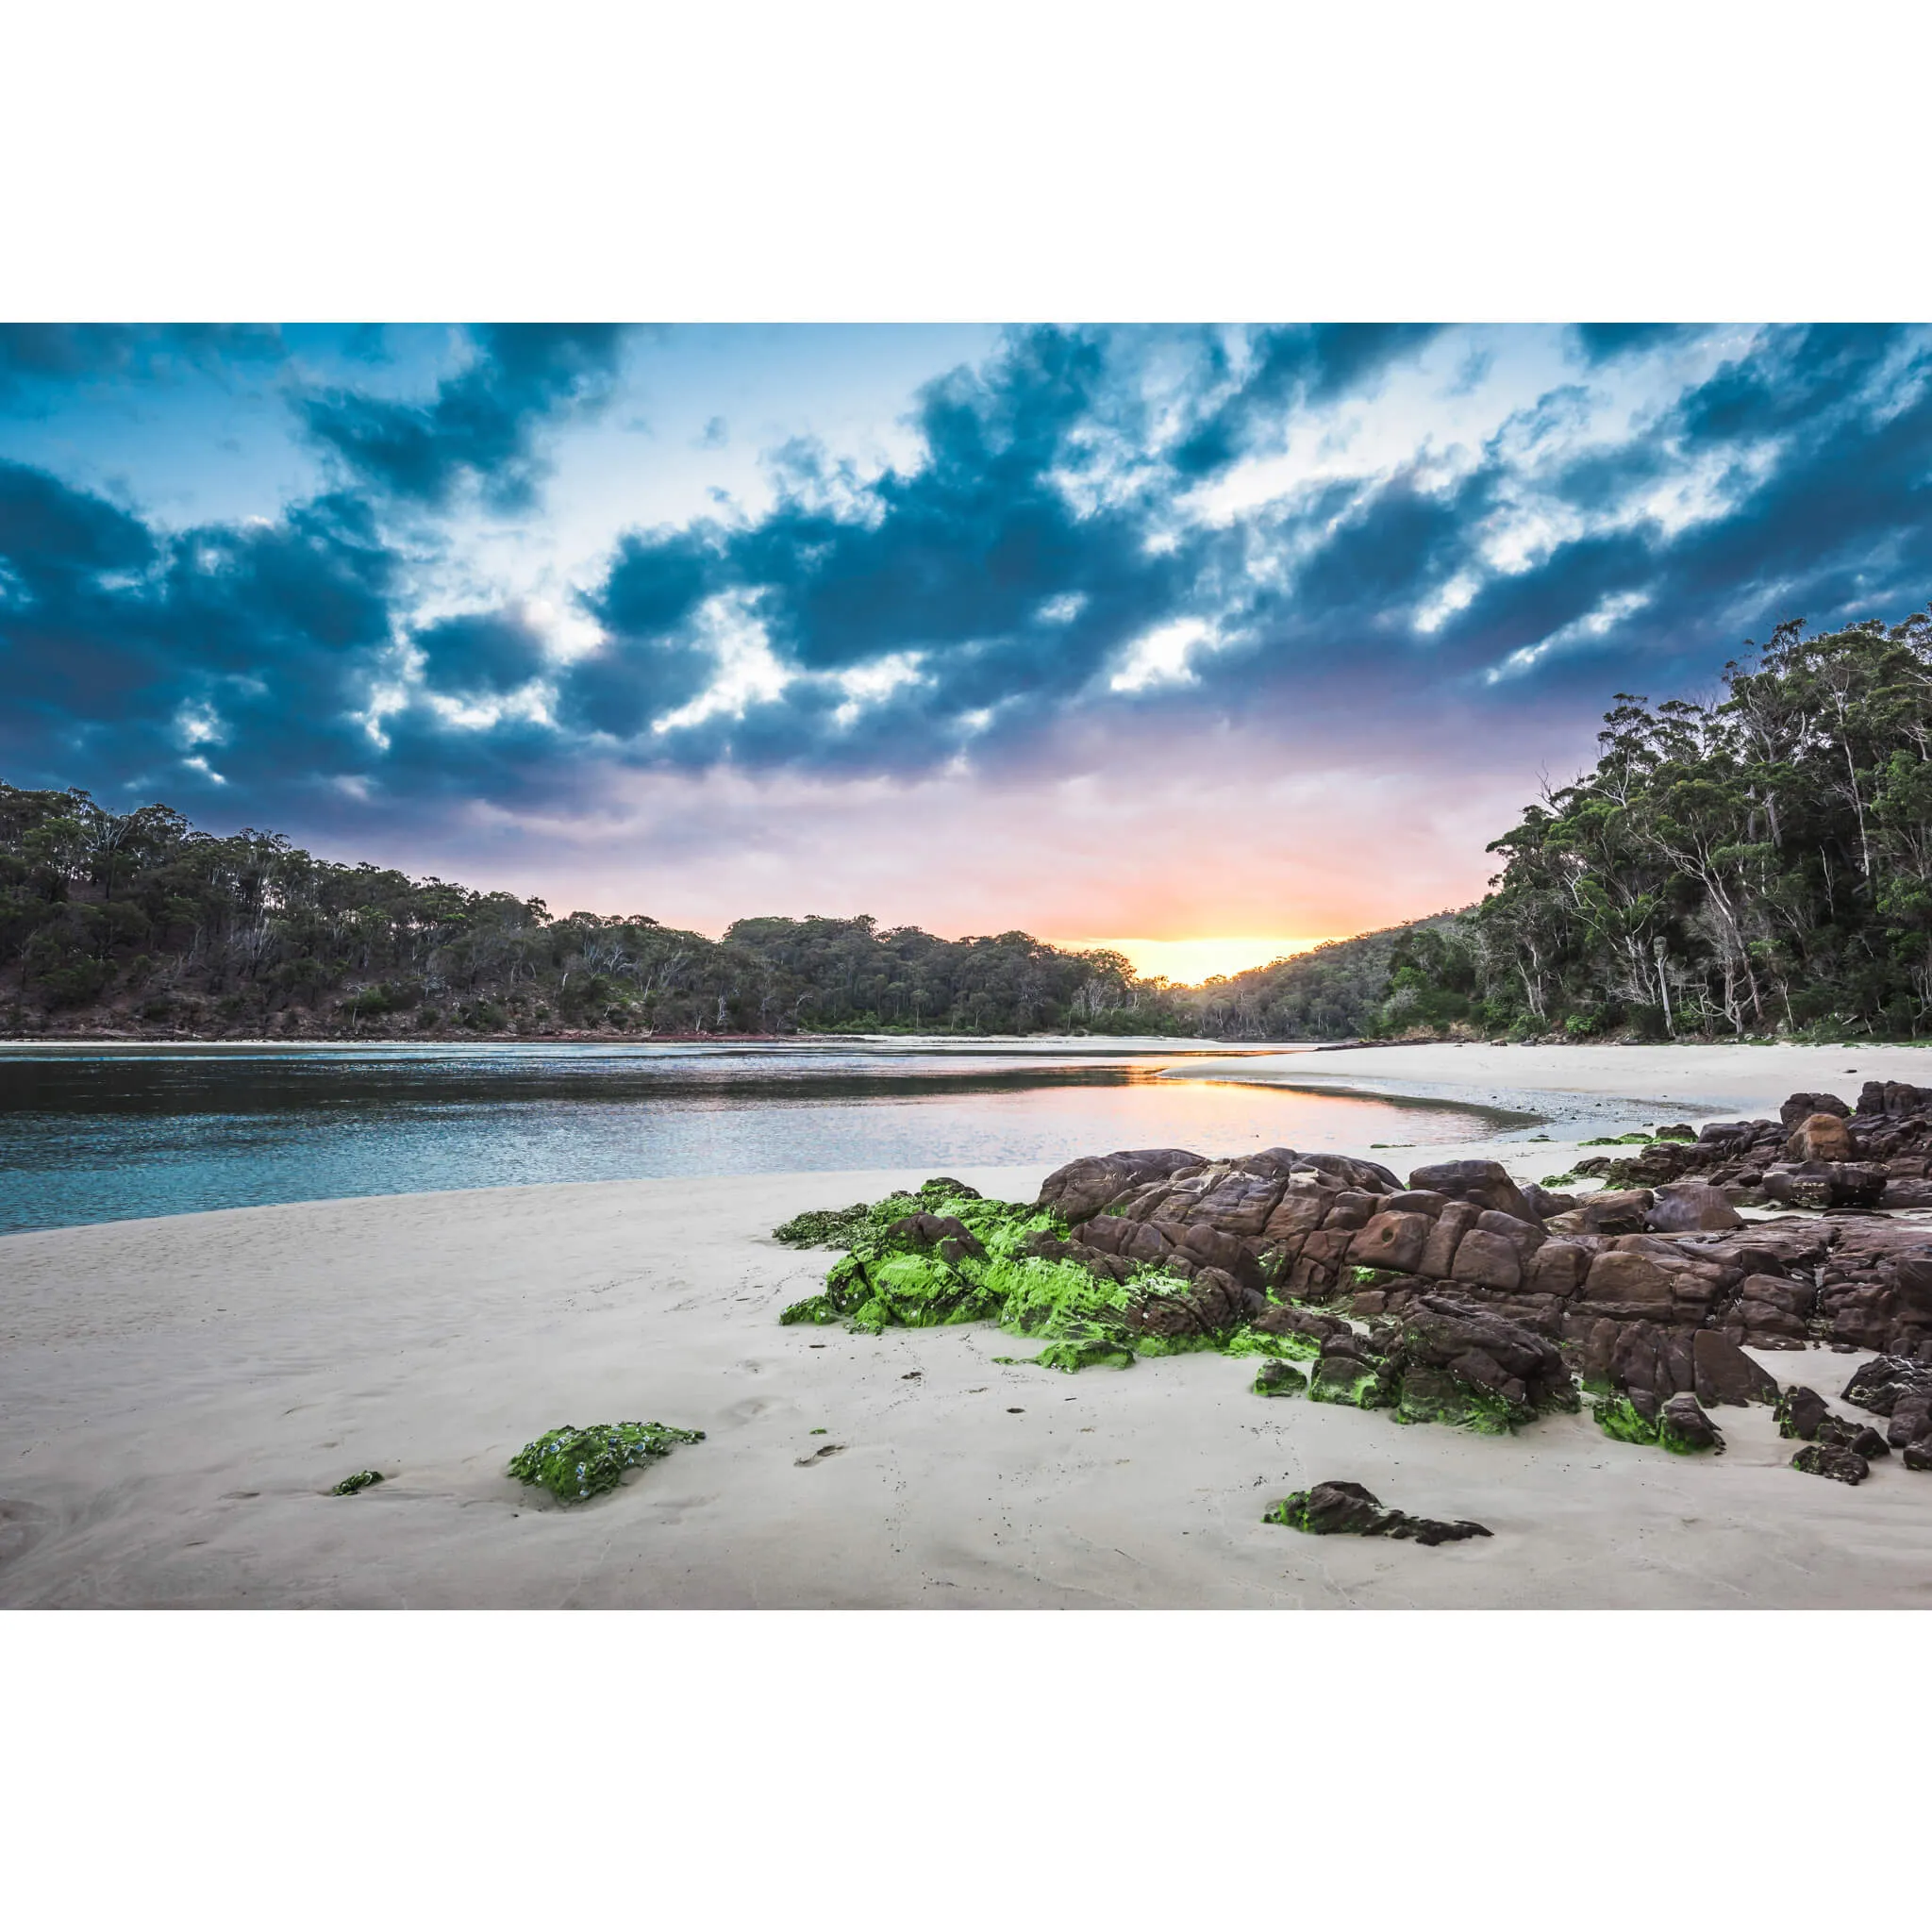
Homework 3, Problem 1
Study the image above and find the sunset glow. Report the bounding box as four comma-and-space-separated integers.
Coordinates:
1054, 937, 1341, 986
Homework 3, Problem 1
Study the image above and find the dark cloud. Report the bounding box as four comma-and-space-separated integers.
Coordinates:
1570, 323, 1701, 364
0, 466, 397, 795
7, 324, 1932, 841
298, 323, 626, 511
0, 324, 285, 405
1169, 324, 1441, 475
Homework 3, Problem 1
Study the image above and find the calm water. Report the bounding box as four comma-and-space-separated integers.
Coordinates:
0, 1039, 1513, 1234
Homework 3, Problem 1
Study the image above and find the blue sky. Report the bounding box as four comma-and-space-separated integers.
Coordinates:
4, 322, 1929, 965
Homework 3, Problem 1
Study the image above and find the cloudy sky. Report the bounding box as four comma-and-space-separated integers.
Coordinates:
4, 322, 1928, 977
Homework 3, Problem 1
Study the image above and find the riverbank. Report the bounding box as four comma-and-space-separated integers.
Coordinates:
5, 1041, 1931, 1607
1197, 1039, 1932, 1133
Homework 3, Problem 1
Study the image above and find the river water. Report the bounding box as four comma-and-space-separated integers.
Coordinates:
0, 1038, 1518, 1234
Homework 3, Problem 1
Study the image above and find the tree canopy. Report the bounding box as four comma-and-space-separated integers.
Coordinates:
0, 784, 1192, 1038
1384, 608, 1932, 1040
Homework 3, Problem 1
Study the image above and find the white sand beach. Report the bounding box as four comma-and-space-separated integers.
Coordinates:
5, 1041, 1932, 1609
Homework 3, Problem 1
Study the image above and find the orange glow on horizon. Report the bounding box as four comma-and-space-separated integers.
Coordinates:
1049, 936, 1342, 987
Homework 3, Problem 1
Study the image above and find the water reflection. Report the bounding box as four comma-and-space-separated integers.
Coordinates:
0, 1040, 1513, 1234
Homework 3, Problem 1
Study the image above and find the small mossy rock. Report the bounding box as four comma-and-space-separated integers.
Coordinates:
1776, 1385, 1831, 1440
772, 1203, 874, 1249
1253, 1359, 1308, 1397
1307, 1349, 1386, 1408
1791, 1441, 1870, 1484
1593, 1393, 1661, 1446
507, 1422, 704, 1504
1030, 1338, 1136, 1373
1391, 1361, 1518, 1435
1657, 1392, 1724, 1455
1811, 1412, 1890, 1458
328, 1470, 384, 1495
1262, 1478, 1491, 1546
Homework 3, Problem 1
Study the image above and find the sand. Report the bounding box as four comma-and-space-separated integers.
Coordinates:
4, 1042, 1931, 1608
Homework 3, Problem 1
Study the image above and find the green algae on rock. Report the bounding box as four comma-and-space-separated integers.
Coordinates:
507, 1422, 705, 1504
772, 1202, 876, 1249
1252, 1359, 1308, 1397
1262, 1479, 1491, 1546
777, 1177, 1209, 1360
328, 1469, 385, 1495
1591, 1391, 1723, 1453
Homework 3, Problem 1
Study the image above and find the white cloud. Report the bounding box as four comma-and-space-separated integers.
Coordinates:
651, 591, 791, 734
1488, 589, 1652, 683
1110, 616, 1215, 692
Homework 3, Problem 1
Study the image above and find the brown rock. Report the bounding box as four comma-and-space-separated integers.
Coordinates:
1690, 1329, 1780, 1407
1347, 1210, 1433, 1276
1448, 1229, 1524, 1292
1578, 1250, 1678, 1321
1578, 1190, 1656, 1236
1418, 1200, 1479, 1279
1405, 1158, 1539, 1224
1260, 1182, 1331, 1240
1645, 1180, 1743, 1233
1528, 1240, 1590, 1298
1038, 1149, 1207, 1223
1784, 1113, 1856, 1163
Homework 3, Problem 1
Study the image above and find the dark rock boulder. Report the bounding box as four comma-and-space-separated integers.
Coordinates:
1384, 1294, 1577, 1427
884, 1212, 987, 1262
1690, 1329, 1780, 1407
1261, 1479, 1491, 1546
1116, 1265, 1262, 1342
1775, 1385, 1832, 1441
1293, 1151, 1404, 1193
1791, 1442, 1870, 1484
1576, 1190, 1657, 1237
1840, 1354, 1932, 1417
1250, 1302, 1354, 1349
1406, 1158, 1539, 1224
1781, 1091, 1851, 1127
1646, 1181, 1743, 1233
1658, 1392, 1724, 1454
1037, 1148, 1207, 1224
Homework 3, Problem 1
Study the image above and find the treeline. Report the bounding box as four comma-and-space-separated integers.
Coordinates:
1189, 914, 1468, 1041
0, 783, 1194, 1038
1389, 608, 1932, 1041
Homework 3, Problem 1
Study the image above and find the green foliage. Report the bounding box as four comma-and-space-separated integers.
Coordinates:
0, 782, 1190, 1037
1183, 912, 1470, 1041
506, 1422, 705, 1504
1388, 610, 1932, 1038
328, 1470, 384, 1495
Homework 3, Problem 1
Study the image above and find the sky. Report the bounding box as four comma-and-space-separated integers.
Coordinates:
4, 321, 1931, 981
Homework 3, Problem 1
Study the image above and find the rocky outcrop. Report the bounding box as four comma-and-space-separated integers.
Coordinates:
1029, 1097, 1932, 1441
1261, 1479, 1492, 1546
1840, 1355, 1932, 1468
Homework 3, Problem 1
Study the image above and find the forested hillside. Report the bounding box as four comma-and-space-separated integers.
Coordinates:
1188, 915, 1467, 1040
0, 783, 1191, 1039
1391, 609, 1932, 1040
